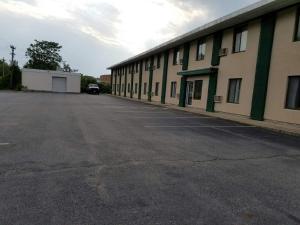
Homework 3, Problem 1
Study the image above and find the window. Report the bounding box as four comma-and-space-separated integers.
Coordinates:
233, 26, 248, 53
286, 76, 300, 110
128, 83, 131, 93
196, 39, 206, 60
144, 82, 147, 95
155, 82, 160, 96
157, 54, 161, 69
173, 48, 180, 65
194, 80, 203, 100
136, 63, 139, 73
227, 79, 242, 104
295, 8, 300, 41
145, 59, 149, 71
170, 82, 177, 98
135, 83, 138, 94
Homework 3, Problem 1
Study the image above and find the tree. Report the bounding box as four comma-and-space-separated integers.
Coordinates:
80, 75, 97, 93
24, 40, 62, 70
10, 63, 22, 89
63, 62, 72, 72
0, 60, 12, 90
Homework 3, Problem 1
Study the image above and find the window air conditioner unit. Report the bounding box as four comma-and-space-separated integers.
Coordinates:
214, 96, 223, 103
219, 48, 228, 57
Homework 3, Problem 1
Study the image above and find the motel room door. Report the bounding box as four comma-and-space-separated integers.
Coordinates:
186, 81, 193, 106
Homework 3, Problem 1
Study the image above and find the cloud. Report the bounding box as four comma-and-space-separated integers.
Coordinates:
0, 0, 259, 76
0, 0, 207, 54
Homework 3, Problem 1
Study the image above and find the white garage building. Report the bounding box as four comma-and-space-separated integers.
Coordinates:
22, 69, 81, 93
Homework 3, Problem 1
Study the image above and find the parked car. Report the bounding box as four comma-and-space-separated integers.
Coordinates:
86, 83, 100, 95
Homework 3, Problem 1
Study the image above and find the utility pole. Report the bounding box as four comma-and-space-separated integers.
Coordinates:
10, 45, 16, 89
10, 45, 16, 66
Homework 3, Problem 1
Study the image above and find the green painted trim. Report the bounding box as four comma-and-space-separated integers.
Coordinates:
138, 61, 143, 99
211, 31, 223, 66
179, 76, 187, 107
148, 56, 154, 102
250, 14, 276, 121
161, 50, 169, 104
182, 42, 190, 71
173, 47, 179, 65
118, 72, 121, 96
294, 7, 300, 42
124, 67, 127, 97
206, 72, 218, 112
177, 68, 218, 77
114, 74, 117, 95
110, 69, 113, 93
130, 67, 134, 98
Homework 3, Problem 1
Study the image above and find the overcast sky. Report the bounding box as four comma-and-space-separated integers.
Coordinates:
0, 0, 259, 77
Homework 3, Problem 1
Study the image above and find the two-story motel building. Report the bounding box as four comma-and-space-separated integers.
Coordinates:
108, 0, 300, 125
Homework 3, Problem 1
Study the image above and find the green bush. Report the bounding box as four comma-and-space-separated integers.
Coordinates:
81, 75, 97, 92
0, 75, 11, 90
0, 62, 21, 90
99, 83, 111, 94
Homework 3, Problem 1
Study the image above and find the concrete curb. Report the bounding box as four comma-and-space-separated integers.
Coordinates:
108, 94, 300, 137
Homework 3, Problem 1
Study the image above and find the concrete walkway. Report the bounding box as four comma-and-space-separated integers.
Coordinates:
112, 95, 300, 136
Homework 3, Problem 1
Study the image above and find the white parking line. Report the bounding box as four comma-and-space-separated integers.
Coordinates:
0, 143, 10, 146
144, 125, 256, 128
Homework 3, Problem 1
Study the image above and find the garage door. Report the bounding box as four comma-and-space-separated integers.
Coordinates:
52, 77, 67, 92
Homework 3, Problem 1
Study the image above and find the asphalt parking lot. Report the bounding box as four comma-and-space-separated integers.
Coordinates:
0, 91, 300, 225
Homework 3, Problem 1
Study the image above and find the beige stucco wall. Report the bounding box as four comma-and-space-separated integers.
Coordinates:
186, 76, 209, 110
265, 7, 300, 124
214, 19, 261, 116
165, 47, 183, 105
189, 36, 213, 70
152, 55, 164, 102
22, 69, 80, 93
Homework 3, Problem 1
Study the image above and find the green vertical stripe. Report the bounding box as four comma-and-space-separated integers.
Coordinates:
124, 66, 127, 97
251, 14, 276, 121
138, 61, 143, 100
211, 31, 223, 66
161, 50, 169, 104
206, 72, 218, 112
114, 73, 117, 95
119, 71, 121, 96
179, 42, 190, 107
130, 66, 134, 98
182, 42, 190, 71
148, 56, 154, 102
110, 69, 113, 94
179, 77, 187, 107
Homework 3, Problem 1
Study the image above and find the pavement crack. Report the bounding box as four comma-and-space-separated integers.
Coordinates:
1, 154, 299, 178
